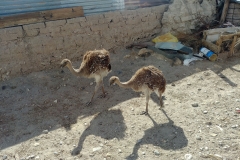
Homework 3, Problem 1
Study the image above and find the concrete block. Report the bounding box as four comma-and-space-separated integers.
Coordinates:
26, 29, 40, 37
90, 23, 109, 32
86, 14, 104, 22
104, 11, 122, 18
61, 23, 80, 32
151, 4, 168, 14
125, 17, 141, 25
23, 23, 45, 30
67, 17, 86, 24
79, 21, 90, 27
137, 8, 152, 16
46, 20, 66, 27
147, 13, 157, 21
109, 21, 126, 29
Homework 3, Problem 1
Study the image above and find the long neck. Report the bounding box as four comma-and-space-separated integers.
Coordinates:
66, 62, 83, 77
115, 78, 132, 89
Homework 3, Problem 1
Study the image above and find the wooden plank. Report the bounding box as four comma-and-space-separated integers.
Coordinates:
230, 35, 238, 56
202, 39, 221, 54
220, 0, 230, 24
0, 6, 84, 29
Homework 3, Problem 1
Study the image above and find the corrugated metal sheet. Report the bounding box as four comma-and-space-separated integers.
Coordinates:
0, 0, 125, 17
0, 0, 170, 17
124, 0, 171, 9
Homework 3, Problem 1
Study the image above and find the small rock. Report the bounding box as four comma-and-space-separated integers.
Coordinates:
29, 155, 35, 159
106, 153, 111, 157
173, 57, 182, 66
124, 55, 131, 58
192, 103, 198, 107
35, 138, 40, 141
223, 145, 230, 150
35, 156, 40, 160
203, 111, 208, 114
54, 100, 57, 103
54, 152, 58, 155
231, 125, 238, 128
34, 142, 40, 147
210, 133, 217, 137
171, 83, 175, 86
142, 152, 145, 155
90, 82, 94, 86
215, 101, 220, 104
138, 48, 153, 57
205, 147, 209, 151
93, 147, 102, 152
153, 150, 160, 155
213, 154, 223, 159
118, 149, 122, 153
136, 139, 142, 144
2, 155, 7, 160
205, 122, 212, 125
236, 99, 240, 102
42, 130, 48, 134
184, 154, 193, 160
196, 136, 201, 140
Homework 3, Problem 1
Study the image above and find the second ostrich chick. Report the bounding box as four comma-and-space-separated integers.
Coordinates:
109, 65, 166, 114
60, 49, 111, 105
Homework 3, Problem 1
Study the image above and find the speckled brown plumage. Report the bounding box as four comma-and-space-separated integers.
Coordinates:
109, 65, 166, 114
60, 49, 111, 105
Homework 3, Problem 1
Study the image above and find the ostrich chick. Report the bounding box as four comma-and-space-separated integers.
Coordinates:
61, 49, 111, 105
109, 66, 166, 114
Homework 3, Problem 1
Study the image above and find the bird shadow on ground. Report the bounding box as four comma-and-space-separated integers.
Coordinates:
125, 109, 188, 160
71, 109, 126, 155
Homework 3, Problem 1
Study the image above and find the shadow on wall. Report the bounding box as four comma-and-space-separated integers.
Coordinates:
126, 109, 188, 160
71, 109, 126, 155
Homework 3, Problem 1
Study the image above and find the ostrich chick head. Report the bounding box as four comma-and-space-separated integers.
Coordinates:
109, 76, 119, 85
60, 59, 71, 68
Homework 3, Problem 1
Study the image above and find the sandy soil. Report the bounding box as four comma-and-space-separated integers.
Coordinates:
0, 48, 240, 160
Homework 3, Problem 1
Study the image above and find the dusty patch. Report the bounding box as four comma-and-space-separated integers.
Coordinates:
0, 48, 240, 160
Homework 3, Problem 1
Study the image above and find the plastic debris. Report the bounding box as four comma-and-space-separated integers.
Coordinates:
183, 57, 203, 66
152, 32, 178, 43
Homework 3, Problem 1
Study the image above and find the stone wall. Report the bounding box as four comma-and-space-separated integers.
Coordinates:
0, 0, 217, 81
161, 0, 216, 34
226, 3, 240, 25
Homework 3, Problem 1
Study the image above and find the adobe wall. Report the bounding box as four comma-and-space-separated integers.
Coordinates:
0, 0, 216, 81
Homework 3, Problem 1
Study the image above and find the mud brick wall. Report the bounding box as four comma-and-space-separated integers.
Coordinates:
226, 3, 240, 25
0, 0, 216, 81
161, 0, 216, 34
0, 5, 168, 81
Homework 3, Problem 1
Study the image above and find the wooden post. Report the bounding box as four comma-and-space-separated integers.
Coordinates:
220, 0, 230, 24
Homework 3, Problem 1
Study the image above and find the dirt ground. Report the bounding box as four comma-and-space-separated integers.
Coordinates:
0, 48, 240, 160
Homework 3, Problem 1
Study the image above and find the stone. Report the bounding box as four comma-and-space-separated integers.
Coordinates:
93, 147, 102, 152
34, 143, 40, 147
42, 130, 48, 134
138, 48, 153, 57
118, 149, 122, 153
203, 111, 208, 114
153, 150, 160, 155
54, 100, 57, 103
2, 155, 7, 160
90, 82, 94, 86
192, 103, 198, 107
184, 154, 193, 160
